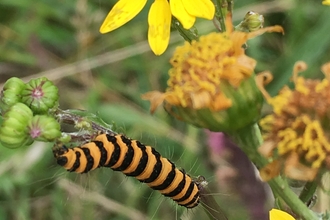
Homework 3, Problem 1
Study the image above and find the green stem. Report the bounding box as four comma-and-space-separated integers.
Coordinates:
227, 123, 318, 220
299, 181, 318, 205
213, 0, 227, 32
171, 17, 198, 43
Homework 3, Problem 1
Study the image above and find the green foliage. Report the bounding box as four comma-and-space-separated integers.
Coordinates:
0, 0, 329, 219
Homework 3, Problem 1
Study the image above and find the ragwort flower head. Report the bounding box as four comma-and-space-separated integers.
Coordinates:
258, 61, 330, 181
99, 0, 215, 55
142, 18, 283, 132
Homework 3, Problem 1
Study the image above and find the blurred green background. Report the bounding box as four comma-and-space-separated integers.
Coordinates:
0, 0, 330, 219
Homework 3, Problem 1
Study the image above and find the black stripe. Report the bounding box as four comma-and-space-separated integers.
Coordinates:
93, 140, 108, 167
112, 135, 134, 171
174, 181, 195, 203
183, 189, 199, 208
163, 172, 186, 198
104, 134, 121, 167
141, 148, 162, 183
81, 147, 94, 173
151, 161, 176, 190
68, 150, 81, 172
125, 141, 148, 177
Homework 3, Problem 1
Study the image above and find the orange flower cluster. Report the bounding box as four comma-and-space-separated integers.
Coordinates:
258, 61, 330, 181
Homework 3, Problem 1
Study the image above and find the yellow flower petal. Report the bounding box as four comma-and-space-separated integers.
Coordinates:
270, 209, 295, 220
170, 0, 196, 29
148, 0, 171, 55
322, 0, 330, 5
181, 0, 215, 20
99, 0, 147, 33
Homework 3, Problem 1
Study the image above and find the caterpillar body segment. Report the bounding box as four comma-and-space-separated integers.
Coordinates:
53, 133, 200, 208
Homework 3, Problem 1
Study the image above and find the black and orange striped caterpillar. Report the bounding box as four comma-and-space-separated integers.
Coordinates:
53, 133, 200, 208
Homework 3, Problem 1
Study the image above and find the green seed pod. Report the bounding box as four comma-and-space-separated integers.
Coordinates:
3, 77, 26, 93
28, 115, 61, 142
3, 103, 33, 127
0, 103, 34, 148
0, 134, 34, 149
0, 139, 33, 149
21, 77, 59, 114
1, 91, 21, 111
0, 77, 26, 113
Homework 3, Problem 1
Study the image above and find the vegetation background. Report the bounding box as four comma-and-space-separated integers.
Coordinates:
0, 0, 329, 219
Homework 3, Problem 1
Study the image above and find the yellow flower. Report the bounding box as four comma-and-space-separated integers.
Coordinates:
142, 16, 283, 131
322, 0, 330, 5
270, 209, 295, 220
99, 0, 215, 55
258, 61, 330, 181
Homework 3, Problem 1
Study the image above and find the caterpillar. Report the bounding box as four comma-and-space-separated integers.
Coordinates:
53, 133, 200, 208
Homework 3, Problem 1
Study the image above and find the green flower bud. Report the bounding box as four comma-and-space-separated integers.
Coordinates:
0, 103, 34, 148
0, 77, 26, 113
28, 115, 61, 142
21, 77, 59, 114
235, 11, 264, 32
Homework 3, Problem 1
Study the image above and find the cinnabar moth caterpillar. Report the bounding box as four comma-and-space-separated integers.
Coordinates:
53, 133, 200, 208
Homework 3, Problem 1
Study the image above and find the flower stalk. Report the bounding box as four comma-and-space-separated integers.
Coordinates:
227, 123, 318, 220
298, 181, 318, 205
171, 17, 198, 43
213, 0, 228, 32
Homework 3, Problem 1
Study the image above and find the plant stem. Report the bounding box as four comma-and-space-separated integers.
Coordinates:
227, 123, 318, 220
299, 181, 318, 205
213, 0, 227, 32
55, 108, 116, 135
171, 17, 198, 43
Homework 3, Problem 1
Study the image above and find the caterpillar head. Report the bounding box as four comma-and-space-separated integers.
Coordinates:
53, 144, 70, 166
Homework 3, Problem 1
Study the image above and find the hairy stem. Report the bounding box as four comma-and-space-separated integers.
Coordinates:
227, 123, 318, 220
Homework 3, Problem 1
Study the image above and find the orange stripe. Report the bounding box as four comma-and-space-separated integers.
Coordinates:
159, 169, 184, 194
170, 175, 191, 200
177, 183, 199, 206
122, 140, 143, 174
110, 135, 128, 169
62, 149, 76, 170
136, 146, 157, 180
82, 143, 100, 170
95, 134, 114, 165
73, 148, 88, 173
147, 157, 172, 188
